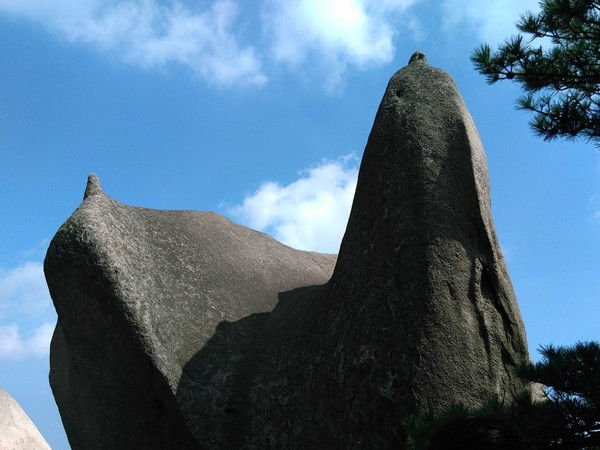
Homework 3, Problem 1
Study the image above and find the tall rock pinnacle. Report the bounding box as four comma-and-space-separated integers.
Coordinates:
307, 51, 531, 443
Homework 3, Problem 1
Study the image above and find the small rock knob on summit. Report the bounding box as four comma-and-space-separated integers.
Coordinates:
409, 50, 427, 64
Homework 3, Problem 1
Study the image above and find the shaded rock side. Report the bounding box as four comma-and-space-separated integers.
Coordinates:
44, 175, 336, 450
0, 388, 51, 450
282, 52, 530, 446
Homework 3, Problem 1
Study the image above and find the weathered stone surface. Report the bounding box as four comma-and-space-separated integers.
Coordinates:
46, 52, 531, 449
45, 175, 336, 449
210, 51, 531, 449
297, 50, 531, 445
0, 387, 51, 450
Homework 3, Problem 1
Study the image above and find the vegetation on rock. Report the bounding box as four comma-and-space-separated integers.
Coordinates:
404, 341, 600, 449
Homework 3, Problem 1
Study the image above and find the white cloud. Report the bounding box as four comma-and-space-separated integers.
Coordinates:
4, 0, 550, 89
0, 0, 424, 89
0, 262, 55, 359
18, 239, 50, 261
0, 261, 52, 319
0, 322, 54, 359
0, 0, 266, 87
442, 0, 541, 44
262, 0, 419, 90
231, 156, 359, 253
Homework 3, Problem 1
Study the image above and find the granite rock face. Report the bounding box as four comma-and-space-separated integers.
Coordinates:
45, 175, 336, 449
288, 51, 532, 446
45, 52, 530, 449
0, 388, 51, 450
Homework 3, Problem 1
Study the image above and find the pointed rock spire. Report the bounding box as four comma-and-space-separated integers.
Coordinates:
316, 53, 531, 439
83, 173, 103, 200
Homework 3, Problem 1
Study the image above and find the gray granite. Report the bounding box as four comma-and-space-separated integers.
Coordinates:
45, 52, 531, 449
45, 176, 335, 449
278, 50, 532, 446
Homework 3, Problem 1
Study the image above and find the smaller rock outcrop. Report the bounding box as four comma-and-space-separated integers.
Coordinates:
45, 175, 336, 449
0, 388, 51, 450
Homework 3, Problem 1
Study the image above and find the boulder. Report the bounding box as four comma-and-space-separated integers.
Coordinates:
45, 175, 336, 449
0, 387, 51, 450
45, 52, 531, 449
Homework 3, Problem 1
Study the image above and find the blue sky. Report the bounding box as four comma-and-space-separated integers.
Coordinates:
1, 1, 599, 448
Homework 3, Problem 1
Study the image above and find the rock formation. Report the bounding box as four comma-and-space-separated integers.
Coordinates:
45, 173, 336, 449
0, 388, 51, 450
281, 50, 532, 446
45, 52, 531, 449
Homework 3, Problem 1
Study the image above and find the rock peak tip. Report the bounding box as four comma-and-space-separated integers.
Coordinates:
84, 173, 103, 200
409, 51, 427, 65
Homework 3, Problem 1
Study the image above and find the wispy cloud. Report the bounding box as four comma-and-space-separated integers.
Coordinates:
0, 0, 421, 91
231, 156, 358, 253
0, 322, 55, 359
262, 0, 419, 90
0, 0, 266, 87
0, 0, 544, 89
0, 261, 55, 359
441, 0, 541, 44
18, 239, 50, 262
0, 261, 52, 319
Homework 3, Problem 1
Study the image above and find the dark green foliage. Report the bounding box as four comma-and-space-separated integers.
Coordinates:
518, 341, 600, 449
404, 396, 534, 450
428, 416, 527, 450
404, 342, 600, 449
471, 0, 600, 144
404, 404, 471, 450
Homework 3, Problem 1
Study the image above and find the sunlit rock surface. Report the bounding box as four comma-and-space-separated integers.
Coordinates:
0, 387, 51, 450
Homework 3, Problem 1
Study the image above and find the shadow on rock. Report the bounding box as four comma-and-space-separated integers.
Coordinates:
176, 284, 327, 449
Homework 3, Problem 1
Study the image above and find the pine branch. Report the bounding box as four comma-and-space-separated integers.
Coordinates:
472, 0, 600, 144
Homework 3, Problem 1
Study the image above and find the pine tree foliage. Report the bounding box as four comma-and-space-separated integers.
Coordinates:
518, 341, 600, 449
403, 342, 600, 449
403, 398, 533, 449
471, 0, 600, 144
